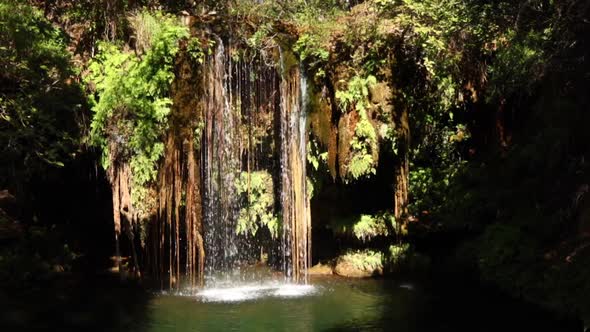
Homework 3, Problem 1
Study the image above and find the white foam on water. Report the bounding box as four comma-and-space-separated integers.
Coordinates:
198, 286, 259, 302
273, 284, 315, 297
196, 283, 318, 303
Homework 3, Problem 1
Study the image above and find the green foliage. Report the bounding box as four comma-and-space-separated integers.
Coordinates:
50, 0, 141, 44
336, 75, 377, 113
294, 33, 330, 80
384, 243, 431, 273
379, 123, 398, 155
307, 139, 328, 172
128, 9, 162, 54
338, 245, 427, 276
186, 36, 215, 65
408, 167, 436, 213
0, 1, 84, 190
389, 0, 468, 119
373, 0, 397, 12
387, 243, 410, 266
408, 159, 466, 218
306, 176, 315, 200
288, 0, 348, 82
352, 214, 393, 242
86, 10, 188, 208
246, 22, 275, 51
307, 137, 329, 198
235, 171, 279, 238
339, 249, 383, 272
487, 29, 548, 101
335, 75, 380, 182
477, 224, 536, 278
348, 109, 378, 181
193, 119, 206, 148
331, 211, 395, 241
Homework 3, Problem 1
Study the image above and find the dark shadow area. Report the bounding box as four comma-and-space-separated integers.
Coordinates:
31, 151, 116, 272
322, 276, 583, 332
310, 145, 396, 264
0, 274, 151, 331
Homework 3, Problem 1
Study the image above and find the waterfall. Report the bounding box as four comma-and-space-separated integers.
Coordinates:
202, 37, 241, 277
199, 41, 311, 284
102, 23, 314, 291
279, 49, 311, 282
121, 37, 313, 290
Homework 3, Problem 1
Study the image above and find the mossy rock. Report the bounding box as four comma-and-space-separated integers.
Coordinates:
334, 250, 383, 278
333, 245, 430, 278
368, 82, 390, 106
338, 110, 357, 177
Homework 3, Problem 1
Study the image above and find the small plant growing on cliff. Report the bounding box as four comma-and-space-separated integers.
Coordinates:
353, 213, 395, 241
330, 212, 395, 241
294, 33, 330, 80
336, 75, 379, 182
348, 110, 378, 180
187, 37, 214, 64
235, 171, 279, 238
336, 75, 377, 113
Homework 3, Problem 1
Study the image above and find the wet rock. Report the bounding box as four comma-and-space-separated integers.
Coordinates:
308, 263, 333, 275
338, 110, 358, 177
334, 259, 382, 278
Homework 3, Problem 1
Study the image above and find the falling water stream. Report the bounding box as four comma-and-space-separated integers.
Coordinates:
198, 39, 310, 288
202, 37, 241, 278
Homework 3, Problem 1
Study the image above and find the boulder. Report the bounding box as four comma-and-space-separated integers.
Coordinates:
334, 251, 384, 278
334, 259, 382, 278
308, 263, 333, 275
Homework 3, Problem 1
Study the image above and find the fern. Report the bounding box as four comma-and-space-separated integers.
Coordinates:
334, 76, 379, 182
235, 171, 279, 238
86, 10, 188, 209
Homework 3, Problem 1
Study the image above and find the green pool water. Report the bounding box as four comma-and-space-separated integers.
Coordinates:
0, 275, 580, 331
145, 278, 404, 331
137, 276, 575, 332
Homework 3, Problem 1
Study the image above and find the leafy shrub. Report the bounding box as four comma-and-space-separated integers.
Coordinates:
294, 33, 330, 80
86, 10, 188, 211
336, 75, 377, 113
235, 171, 279, 238
339, 249, 384, 272
387, 243, 410, 265
331, 211, 395, 241
0, 1, 84, 189
352, 214, 393, 241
